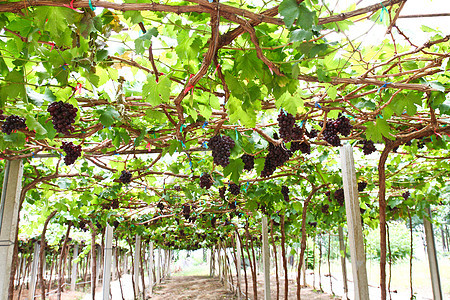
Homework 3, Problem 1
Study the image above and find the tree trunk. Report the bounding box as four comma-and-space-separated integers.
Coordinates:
378, 145, 392, 300
270, 220, 280, 300
280, 215, 288, 300
328, 232, 333, 295
236, 230, 248, 299
87, 222, 97, 300
57, 223, 72, 300
296, 186, 321, 300
39, 210, 57, 300
245, 225, 257, 300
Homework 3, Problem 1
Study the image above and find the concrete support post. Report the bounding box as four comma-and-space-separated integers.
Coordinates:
167, 249, 171, 279
102, 225, 113, 300
0, 160, 24, 300
236, 233, 242, 300
218, 244, 222, 282
133, 235, 141, 297
148, 242, 154, 295
71, 244, 79, 291
340, 144, 370, 300
29, 242, 40, 298
155, 248, 160, 284
338, 227, 349, 298
209, 248, 214, 277
262, 216, 271, 300
424, 207, 443, 300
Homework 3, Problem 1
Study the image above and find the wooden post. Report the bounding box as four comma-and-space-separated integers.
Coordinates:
134, 235, 141, 297
262, 216, 271, 300
340, 144, 370, 300
71, 244, 79, 291
338, 227, 349, 299
102, 225, 113, 300
0, 160, 24, 300
423, 207, 443, 300
148, 242, 154, 295
29, 242, 40, 298
236, 233, 242, 300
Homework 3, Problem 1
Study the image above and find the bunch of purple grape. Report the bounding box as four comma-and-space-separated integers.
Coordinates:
209, 135, 235, 167
359, 140, 376, 155
199, 173, 213, 189
277, 111, 296, 141
261, 134, 290, 177
241, 154, 255, 171
47, 101, 78, 135
281, 185, 289, 202
61, 141, 82, 165
119, 170, 132, 184
1, 115, 26, 135
229, 183, 240, 195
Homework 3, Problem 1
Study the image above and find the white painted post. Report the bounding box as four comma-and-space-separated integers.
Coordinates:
71, 244, 79, 291
209, 248, 213, 277
0, 160, 24, 300
102, 225, 113, 300
29, 242, 40, 298
148, 242, 154, 295
133, 235, 141, 297
340, 144, 370, 300
155, 248, 160, 284
167, 249, 171, 279
262, 216, 271, 300
424, 207, 443, 300
236, 233, 242, 300
124, 253, 128, 274
218, 244, 222, 282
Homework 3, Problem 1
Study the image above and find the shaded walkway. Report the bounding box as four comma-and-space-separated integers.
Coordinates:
151, 275, 237, 300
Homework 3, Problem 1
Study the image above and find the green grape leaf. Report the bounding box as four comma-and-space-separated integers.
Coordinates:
25, 115, 47, 136
223, 158, 244, 184
97, 106, 120, 127
279, 0, 300, 28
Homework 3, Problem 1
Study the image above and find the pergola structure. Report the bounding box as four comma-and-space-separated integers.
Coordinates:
0, 0, 448, 299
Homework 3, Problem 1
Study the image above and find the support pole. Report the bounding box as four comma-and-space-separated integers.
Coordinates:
340, 144, 370, 300
155, 248, 160, 284
167, 249, 171, 279
29, 242, 40, 298
236, 233, 242, 300
209, 248, 214, 277
134, 235, 141, 297
0, 160, 24, 300
102, 225, 113, 300
262, 216, 271, 300
423, 207, 443, 300
71, 244, 79, 291
148, 242, 154, 295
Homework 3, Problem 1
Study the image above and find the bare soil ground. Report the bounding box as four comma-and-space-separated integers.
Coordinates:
151, 275, 237, 300
234, 274, 340, 300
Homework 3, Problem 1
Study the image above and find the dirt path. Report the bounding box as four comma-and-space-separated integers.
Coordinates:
151, 275, 237, 300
